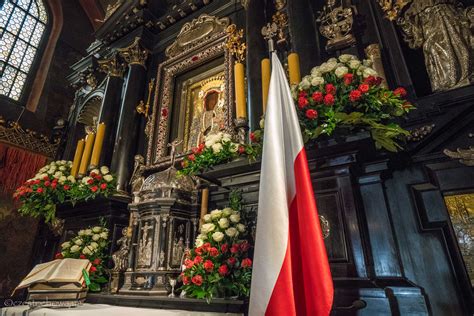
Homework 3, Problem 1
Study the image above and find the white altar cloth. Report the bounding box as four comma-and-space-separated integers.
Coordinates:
0, 304, 243, 316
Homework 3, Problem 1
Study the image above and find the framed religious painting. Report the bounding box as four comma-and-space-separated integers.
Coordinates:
146, 14, 235, 167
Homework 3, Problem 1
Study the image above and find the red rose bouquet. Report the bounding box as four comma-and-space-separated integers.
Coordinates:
180, 208, 252, 301
293, 54, 415, 152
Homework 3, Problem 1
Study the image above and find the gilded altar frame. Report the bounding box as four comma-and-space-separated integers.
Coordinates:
146, 14, 235, 166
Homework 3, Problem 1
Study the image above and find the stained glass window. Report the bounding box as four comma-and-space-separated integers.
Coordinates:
0, 0, 49, 101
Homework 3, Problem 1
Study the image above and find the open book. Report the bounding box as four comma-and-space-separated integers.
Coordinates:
13, 259, 91, 295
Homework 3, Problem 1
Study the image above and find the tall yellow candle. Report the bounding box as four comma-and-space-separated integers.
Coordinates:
90, 123, 106, 167
288, 52, 301, 85
261, 58, 271, 113
234, 62, 247, 119
199, 188, 209, 226
70, 139, 85, 177
79, 133, 95, 175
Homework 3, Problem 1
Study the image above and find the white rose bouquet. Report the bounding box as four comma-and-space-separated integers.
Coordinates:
57, 223, 110, 292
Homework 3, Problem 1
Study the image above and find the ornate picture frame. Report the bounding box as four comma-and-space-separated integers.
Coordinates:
146, 14, 235, 167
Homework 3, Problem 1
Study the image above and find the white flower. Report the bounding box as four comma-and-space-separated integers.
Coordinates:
74, 239, 83, 246
212, 231, 224, 242
311, 76, 325, 86
58, 176, 67, 184
59, 166, 66, 171
78, 230, 85, 236
92, 226, 102, 233
99, 232, 108, 239
84, 229, 92, 236
212, 143, 223, 153
363, 59, 373, 67
203, 214, 212, 223
236, 223, 246, 233
104, 174, 113, 182
310, 66, 321, 77
61, 242, 71, 249
197, 234, 208, 241
90, 242, 99, 249
334, 66, 349, 78
100, 166, 110, 175
90, 169, 99, 176
201, 223, 216, 234
299, 77, 311, 89
363, 67, 378, 78
53, 171, 63, 178
229, 143, 239, 153
82, 247, 92, 255
92, 234, 100, 241
259, 118, 265, 129
222, 133, 232, 143
339, 54, 356, 63
67, 175, 76, 183
230, 213, 241, 223
210, 209, 222, 219
70, 245, 80, 253
82, 176, 92, 184
348, 59, 361, 69
218, 217, 230, 229
195, 238, 204, 247
222, 208, 233, 217
225, 227, 238, 237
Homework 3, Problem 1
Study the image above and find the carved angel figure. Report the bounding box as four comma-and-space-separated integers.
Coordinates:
112, 227, 131, 272
398, 0, 473, 92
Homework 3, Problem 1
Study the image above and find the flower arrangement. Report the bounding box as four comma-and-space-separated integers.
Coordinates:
179, 132, 261, 176
293, 54, 415, 152
180, 207, 252, 301
56, 223, 109, 292
14, 161, 116, 223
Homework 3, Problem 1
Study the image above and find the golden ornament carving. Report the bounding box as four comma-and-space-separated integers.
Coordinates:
118, 37, 149, 68
165, 14, 230, 58
317, 0, 356, 51
274, 0, 286, 10
225, 24, 246, 63
272, 11, 289, 45
377, 0, 412, 20
98, 53, 126, 78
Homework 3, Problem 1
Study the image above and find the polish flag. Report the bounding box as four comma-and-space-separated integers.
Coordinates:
249, 53, 334, 316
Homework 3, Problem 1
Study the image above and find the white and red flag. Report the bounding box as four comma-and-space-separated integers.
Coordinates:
249, 53, 334, 316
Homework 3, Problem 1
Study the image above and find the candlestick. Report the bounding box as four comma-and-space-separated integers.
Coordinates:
90, 123, 106, 168
79, 133, 96, 176
234, 62, 247, 119
261, 58, 271, 113
288, 52, 301, 85
71, 139, 85, 177
199, 188, 209, 226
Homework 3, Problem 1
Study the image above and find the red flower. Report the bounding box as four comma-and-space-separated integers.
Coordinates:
323, 94, 335, 106
89, 266, 97, 273
349, 90, 362, 102
185, 259, 194, 269
90, 186, 98, 193
230, 244, 240, 254
325, 84, 336, 95
394, 87, 407, 97
221, 243, 229, 253
375, 77, 384, 86
55, 252, 63, 259
298, 97, 309, 109
343, 73, 354, 85
203, 260, 214, 272
80, 254, 86, 259
198, 143, 205, 152
90, 172, 97, 177
95, 174, 102, 180
195, 247, 203, 255
241, 258, 252, 268
51, 182, 57, 189
63, 185, 70, 191
100, 183, 107, 190
188, 154, 196, 161
43, 176, 49, 181
44, 181, 51, 187
161, 108, 168, 117
37, 188, 44, 193
87, 179, 94, 185
359, 84, 370, 94
202, 243, 211, 251
209, 247, 219, 257
240, 241, 250, 252
311, 91, 323, 103
305, 109, 318, 120
194, 255, 203, 264
249, 132, 257, 143
218, 264, 229, 276
191, 275, 203, 286
364, 76, 377, 86
227, 257, 237, 266
238, 146, 246, 154
182, 275, 190, 285
298, 91, 307, 98
93, 258, 101, 265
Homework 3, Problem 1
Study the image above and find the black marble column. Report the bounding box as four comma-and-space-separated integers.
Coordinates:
245, 0, 267, 131
98, 53, 126, 167
287, 0, 320, 75
111, 38, 148, 194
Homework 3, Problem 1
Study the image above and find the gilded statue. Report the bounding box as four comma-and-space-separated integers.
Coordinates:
112, 227, 131, 272
397, 0, 473, 92
129, 155, 145, 193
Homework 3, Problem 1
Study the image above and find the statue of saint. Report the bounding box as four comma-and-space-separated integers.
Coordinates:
398, 0, 473, 92
112, 227, 131, 272
129, 155, 145, 194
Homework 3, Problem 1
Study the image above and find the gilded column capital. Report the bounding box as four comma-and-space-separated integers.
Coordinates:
98, 53, 127, 77
118, 37, 149, 68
